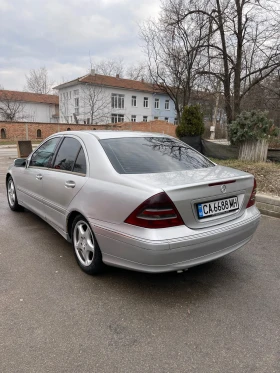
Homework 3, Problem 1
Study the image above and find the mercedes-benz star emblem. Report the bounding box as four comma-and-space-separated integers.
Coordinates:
221, 185, 227, 194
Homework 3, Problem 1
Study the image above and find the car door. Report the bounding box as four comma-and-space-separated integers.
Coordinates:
16, 137, 61, 218
42, 136, 88, 232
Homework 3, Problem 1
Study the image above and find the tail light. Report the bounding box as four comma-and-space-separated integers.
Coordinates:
125, 192, 184, 229
246, 178, 257, 208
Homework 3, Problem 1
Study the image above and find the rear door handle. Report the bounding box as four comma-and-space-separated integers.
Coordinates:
65, 180, 76, 188
36, 174, 43, 180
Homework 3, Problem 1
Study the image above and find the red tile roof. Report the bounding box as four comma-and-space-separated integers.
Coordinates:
0, 90, 59, 105
54, 73, 164, 93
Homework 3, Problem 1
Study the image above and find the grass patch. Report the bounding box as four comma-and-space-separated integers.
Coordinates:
210, 158, 280, 197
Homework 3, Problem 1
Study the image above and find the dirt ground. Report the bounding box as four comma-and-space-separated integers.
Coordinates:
212, 158, 280, 197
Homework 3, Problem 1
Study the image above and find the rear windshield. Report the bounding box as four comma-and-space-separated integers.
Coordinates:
100, 137, 214, 174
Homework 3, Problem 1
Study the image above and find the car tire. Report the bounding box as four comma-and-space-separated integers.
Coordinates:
71, 215, 104, 275
6, 176, 22, 212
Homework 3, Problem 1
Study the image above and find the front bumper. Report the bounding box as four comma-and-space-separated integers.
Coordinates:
89, 206, 261, 273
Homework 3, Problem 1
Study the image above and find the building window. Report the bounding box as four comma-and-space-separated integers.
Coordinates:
131, 115, 136, 122
112, 93, 124, 109
111, 114, 124, 123
143, 116, 148, 122
154, 116, 158, 120
144, 97, 149, 108
165, 99, 170, 110
69, 91, 72, 99
36, 129, 42, 138
1, 128, 6, 139
154, 98, 159, 109
74, 97, 79, 115
74, 89, 79, 96
165, 117, 169, 122
132, 96, 137, 107
174, 117, 178, 125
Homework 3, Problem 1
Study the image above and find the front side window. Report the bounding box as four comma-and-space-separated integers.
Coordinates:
74, 89, 79, 96
131, 96, 137, 107
100, 137, 214, 174
143, 116, 148, 122
165, 117, 169, 122
154, 98, 159, 109
144, 97, 149, 108
111, 93, 124, 109
131, 115, 136, 122
29, 137, 60, 168
111, 114, 124, 123
165, 99, 170, 110
52, 137, 81, 172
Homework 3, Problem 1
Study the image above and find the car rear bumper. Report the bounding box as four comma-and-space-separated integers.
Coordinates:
90, 207, 261, 273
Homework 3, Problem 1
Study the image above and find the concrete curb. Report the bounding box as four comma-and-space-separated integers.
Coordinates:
256, 194, 280, 219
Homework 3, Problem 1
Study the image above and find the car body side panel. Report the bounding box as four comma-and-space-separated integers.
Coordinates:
13, 166, 46, 219
67, 177, 162, 227
43, 169, 88, 231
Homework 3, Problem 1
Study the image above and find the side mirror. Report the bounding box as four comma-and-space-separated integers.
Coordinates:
14, 158, 26, 167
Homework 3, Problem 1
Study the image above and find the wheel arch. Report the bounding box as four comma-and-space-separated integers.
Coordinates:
6, 172, 12, 185
67, 210, 92, 241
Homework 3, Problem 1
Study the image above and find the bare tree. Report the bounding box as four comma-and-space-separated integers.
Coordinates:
125, 62, 149, 81
59, 95, 71, 124
0, 90, 26, 121
81, 83, 111, 124
241, 71, 280, 126
140, 0, 210, 121
90, 58, 124, 78
25, 66, 55, 94
175, 0, 280, 123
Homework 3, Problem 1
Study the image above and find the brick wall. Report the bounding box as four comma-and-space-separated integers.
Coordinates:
0, 120, 176, 141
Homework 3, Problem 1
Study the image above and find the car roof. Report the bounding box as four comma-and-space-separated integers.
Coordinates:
55, 130, 173, 140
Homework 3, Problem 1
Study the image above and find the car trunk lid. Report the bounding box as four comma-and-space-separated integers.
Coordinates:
123, 165, 255, 229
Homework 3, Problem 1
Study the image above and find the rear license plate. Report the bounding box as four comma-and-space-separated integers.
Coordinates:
197, 197, 239, 219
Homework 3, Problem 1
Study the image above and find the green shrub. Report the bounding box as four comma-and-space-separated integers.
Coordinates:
229, 110, 279, 145
176, 105, 205, 137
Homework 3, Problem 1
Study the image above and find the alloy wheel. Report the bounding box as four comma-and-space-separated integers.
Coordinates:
8, 179, 16, 207
73, 220, 95, 267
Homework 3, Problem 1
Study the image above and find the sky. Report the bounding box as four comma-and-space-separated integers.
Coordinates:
0, 0, 161, 91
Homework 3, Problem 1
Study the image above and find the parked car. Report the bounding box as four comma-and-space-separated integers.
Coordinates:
6, 131, 260, 275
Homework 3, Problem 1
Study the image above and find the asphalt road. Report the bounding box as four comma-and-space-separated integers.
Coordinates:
0, 148, 279, 373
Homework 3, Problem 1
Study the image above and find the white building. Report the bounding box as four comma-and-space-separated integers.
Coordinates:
0, 90, 59, 123
54, 71, 177, 125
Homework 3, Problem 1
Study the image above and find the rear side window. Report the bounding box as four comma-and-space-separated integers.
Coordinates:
100, 137, 214, 174
29, 137, 60, 168
53, 137, 81, 172
73, 147, 87, 174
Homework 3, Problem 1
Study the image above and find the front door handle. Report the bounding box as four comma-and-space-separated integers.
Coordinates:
36, 174, 43, 180
65, 180, 76, 188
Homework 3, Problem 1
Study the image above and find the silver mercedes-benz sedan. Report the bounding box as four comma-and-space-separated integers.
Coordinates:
6, 131, 260, 275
